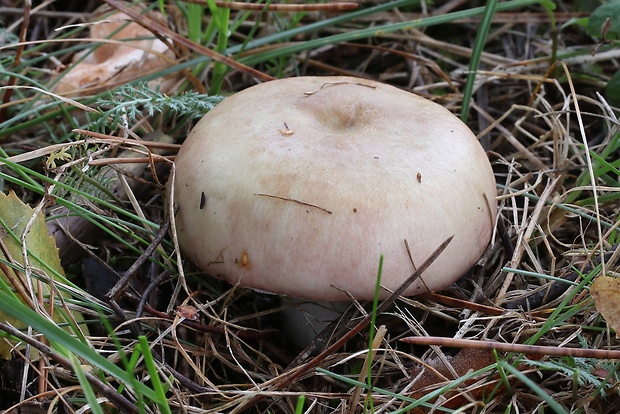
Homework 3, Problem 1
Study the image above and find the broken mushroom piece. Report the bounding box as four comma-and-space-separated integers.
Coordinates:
173, 76, 497, 344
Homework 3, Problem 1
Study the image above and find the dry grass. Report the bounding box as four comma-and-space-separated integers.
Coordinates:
1, 0, 619, 413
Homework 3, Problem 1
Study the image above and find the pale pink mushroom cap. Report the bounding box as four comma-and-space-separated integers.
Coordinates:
173, 76, 496, 301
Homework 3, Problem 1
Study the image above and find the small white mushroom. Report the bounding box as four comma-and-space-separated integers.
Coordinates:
173, 76, 497, 344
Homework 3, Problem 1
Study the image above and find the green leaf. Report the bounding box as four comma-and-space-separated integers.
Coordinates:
138, 336, 172, 414
540, 0, 557, 12
587, 0, 620, 39
460, 0, 499, 121
605, 69, 620, 107
69, 352, 105, 414
0, 191, 87, 359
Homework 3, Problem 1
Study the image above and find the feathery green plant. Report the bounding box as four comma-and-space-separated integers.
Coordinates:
524, 357, 618, 392
92, 82, 223, 133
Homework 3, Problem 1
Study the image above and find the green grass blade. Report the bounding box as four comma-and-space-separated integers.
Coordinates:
498, 360, 568, 413
138, 335, 172, 414
460, 0, 499, 122
237, 0, 542, 67
69, 352, 105, 414
227, 0, 419, 56
294, 395, 306, 414
0, 289, 159, 401
365, 255, 383, 411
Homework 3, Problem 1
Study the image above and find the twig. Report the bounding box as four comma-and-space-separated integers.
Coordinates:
88, 155, 174, 166
135, 270, 171, 318
183, 0, 358, 11
107, 219, 170, 302
421, 292, 504, 316
400, 336, 620, 359
73, 129, 182, 151
126, 296, 270, 340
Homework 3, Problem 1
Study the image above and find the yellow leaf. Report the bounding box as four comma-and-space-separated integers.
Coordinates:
590, 275, 620, 338
0, 191, 87, 359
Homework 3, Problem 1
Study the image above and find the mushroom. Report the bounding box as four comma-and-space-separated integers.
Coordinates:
172, 76, 496, 346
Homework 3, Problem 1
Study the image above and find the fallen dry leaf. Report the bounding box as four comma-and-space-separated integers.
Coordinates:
52, 4, 175, 95
408, 348, 500, 413
590, 275, 620, 338
177, 305, 199, 321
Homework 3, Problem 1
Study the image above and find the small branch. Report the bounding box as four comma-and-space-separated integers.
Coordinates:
107, 219, 171, 302
182, 1, 358, 11
420, 292, 504, 316
126, 296, 271, 340
73, 129, 182, 151
88, 155, 174, 166
400, 336, 620, 359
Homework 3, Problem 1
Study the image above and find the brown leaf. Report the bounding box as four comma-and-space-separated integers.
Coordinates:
408, 348, 499, 412
52, 4, 175, 95
177, 305, 199, 321
590, 275, 620, 338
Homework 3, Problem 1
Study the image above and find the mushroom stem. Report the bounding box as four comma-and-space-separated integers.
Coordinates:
281, 299, 351, 349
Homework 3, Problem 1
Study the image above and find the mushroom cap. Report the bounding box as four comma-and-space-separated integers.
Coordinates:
173, 76, 496, 301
